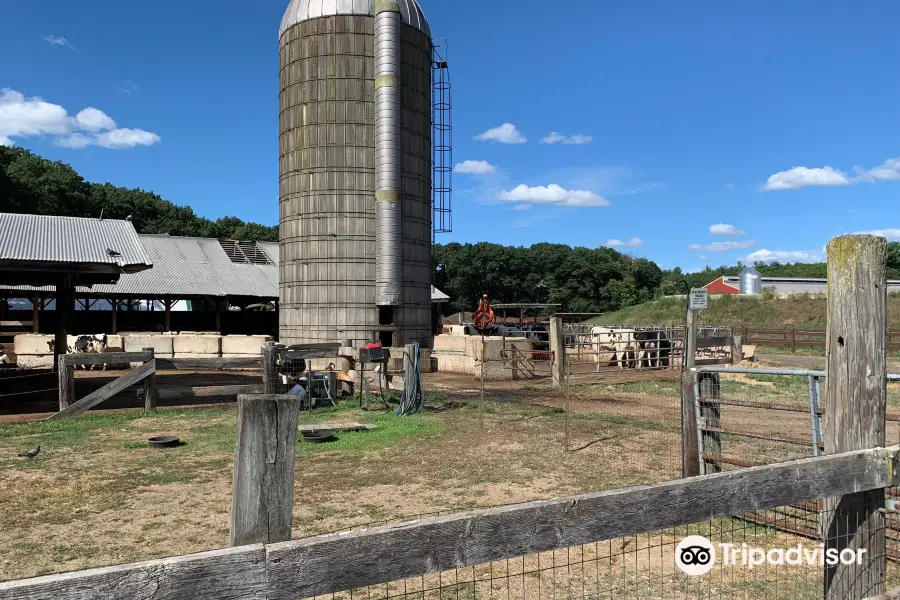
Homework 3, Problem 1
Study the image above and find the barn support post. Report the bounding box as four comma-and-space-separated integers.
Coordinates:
111, 300, 118, 334
681, 300, 701, 477
549, 317, 565, 388
54, 275, 74, 372
823, 235, 888, 599
164, 299, 172, 332
142, 348, 158, 411
230, 394, 301, 547
32, 294, 39, 333
215, 300, 223, 334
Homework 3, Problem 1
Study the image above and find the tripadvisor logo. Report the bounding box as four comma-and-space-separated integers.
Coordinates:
676, 536, 716, 576
675, 535, 868, 576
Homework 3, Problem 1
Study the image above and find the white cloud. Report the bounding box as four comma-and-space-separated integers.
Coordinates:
606, 237, 644, 249
764, 156, 900, 191
475, 123, 526, 144
565, 134, 592, 145
747, 249, 826, 264
75, 108, 116, 132
94, 128, 161, 149
709, 223, 746, 236
43, 35, 74, 49
762, 166, 851, 191
689, 240, 756, 252
859, 157, 900, 182
540, 132, 566, 145
119, 80, 140, 96
454, 160, 497, 175
497, 184, 609, 207
0, 88, 160, 150
512, 204, 532, 211
700, 255, 709, 262
540, 132, 592, 145
856, 228, 900, 242
56, 133, 95, 149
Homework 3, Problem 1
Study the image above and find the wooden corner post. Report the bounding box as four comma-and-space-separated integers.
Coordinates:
57, 355, 74, 411
142, 348, 158, 411
681, 289, 703, 477
549, 317, 565, 388
823, 235, 888, 599
230, 394, 301, 547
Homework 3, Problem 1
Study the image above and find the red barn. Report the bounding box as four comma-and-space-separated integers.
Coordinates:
704, 276, 740, 295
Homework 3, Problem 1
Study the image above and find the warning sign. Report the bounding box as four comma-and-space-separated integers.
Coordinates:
472, 294, 496, 330
689, 288, 709, 310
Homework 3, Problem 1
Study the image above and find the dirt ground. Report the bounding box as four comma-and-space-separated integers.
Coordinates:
1, 356, 898, 597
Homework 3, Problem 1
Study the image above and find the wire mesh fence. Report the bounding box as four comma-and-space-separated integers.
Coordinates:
296, 496, 895, 600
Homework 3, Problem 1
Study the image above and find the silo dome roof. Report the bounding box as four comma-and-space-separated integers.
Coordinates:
280, 0, 430, 39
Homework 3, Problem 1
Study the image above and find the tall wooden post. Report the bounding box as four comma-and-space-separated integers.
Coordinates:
262, 341, 277, 395
32, 294, 40, 333
823, 235, 887, 600
54, 275, 74, 372
142, 348, 158, 411
216, 300, 223, 333
57, 354, 74, 411
111, 300, 118, 334
549, 317, 565, 388
681, 301, 701, 477
164, 299, 172, 332
230, 394, 301, 547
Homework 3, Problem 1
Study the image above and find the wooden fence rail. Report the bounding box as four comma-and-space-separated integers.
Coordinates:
741, 327, 900, 352
1, 445, 896, 600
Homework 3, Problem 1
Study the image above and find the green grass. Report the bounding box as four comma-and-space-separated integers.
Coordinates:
588, 293, 900, 330
569, 412, 673, 432
297, 407, 443, 454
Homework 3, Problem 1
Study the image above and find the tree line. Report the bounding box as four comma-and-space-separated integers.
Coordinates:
3, 146, 898, 315
0, 146, 278, 241
434, 244, 900, 314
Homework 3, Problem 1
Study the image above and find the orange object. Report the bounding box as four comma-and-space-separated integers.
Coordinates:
472, 294, 496, 329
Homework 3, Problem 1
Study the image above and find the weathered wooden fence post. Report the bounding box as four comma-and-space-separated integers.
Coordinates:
142, 348, 158, 411
262, 341, 277, 395
698, 372, 721, 474
731, 335, 743, 365
681, 299, 701, 477
824, 234, 888, 599
230, 394, 301, 547
549, 317, 565, 388
57, 355, 74, 411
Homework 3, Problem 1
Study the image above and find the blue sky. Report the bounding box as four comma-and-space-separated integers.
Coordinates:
1, 0, 898, 272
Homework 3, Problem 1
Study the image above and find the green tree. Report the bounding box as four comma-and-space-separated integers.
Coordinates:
0, 146, 277, 241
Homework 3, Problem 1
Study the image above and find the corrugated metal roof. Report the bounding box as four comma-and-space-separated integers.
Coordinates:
0, 234, 449, 302
0, 213, 152, 269
279, 0, 430, 38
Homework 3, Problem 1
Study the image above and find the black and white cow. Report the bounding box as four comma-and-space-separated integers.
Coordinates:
74, 335, 109, 370
47, 335, 109, 370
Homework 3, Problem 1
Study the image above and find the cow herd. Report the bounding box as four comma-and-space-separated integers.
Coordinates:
46, 334, 110, 370
587, 327, 673, 369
